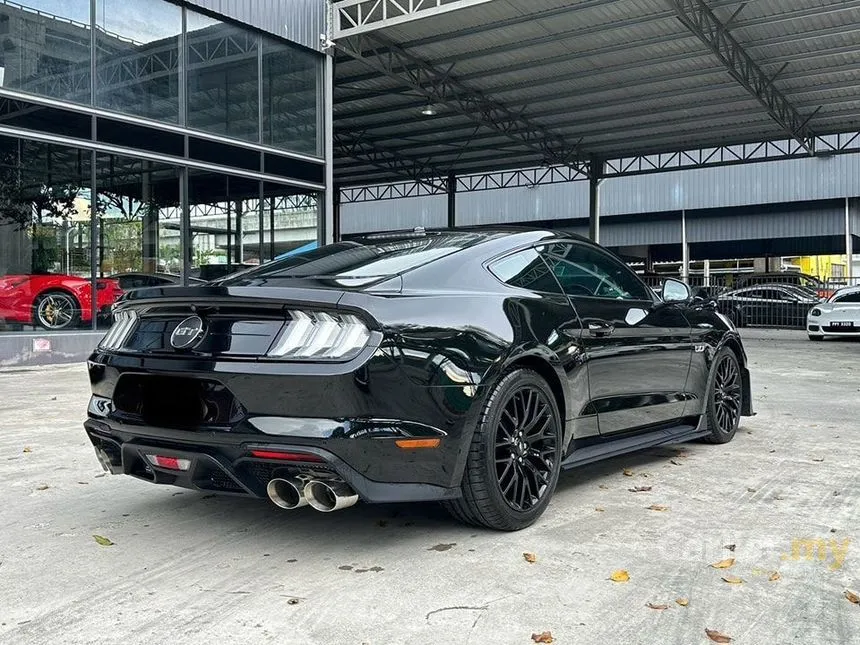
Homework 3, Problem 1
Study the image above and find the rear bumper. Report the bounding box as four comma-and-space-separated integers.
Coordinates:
84, 417, 460, 503
84, 349, 487, 502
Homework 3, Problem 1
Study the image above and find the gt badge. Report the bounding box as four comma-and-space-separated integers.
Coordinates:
170, 315, 206, 350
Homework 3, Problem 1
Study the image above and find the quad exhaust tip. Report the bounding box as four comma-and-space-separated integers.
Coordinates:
266, 477, 308, 510
303, 479, 359, 512
266, 477, 359, 512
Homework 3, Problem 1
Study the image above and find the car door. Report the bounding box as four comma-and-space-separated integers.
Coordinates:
487, 247, 596, 440
537, 242, 694, 435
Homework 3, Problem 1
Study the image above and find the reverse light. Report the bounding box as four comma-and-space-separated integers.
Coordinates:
250, 450, 324, 462
810, 308, 822, 317
267, 310, 370, 360
99, 309, 138, 350
145, 455, 191, 471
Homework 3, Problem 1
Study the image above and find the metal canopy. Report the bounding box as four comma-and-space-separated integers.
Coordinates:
331, 0, 860, 188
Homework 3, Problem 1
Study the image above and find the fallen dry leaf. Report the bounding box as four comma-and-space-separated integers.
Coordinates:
598, 484, 609, 490
23, 447, 32, 453
675, 598, 689, 607
287, 598, 300, 605
769, 571, 781, 582
812, 457, 825, 462
710, 558, 735, 569
92, 535, 115, 547
647, 504, 669, 512
646, 602, 668, 610
845, 590, 860, 605
721, 575, 744, 584
609, 570, 630, 583
531, 631, 554, 643
35, 484, 49, 491
594, 507, 605, 512
628, 486, 652, 493
705, 628, 733, 643
623, 469, 634, 477
670, 459, 682, 466
523, 552, 537, 563
724, 544, 736, 552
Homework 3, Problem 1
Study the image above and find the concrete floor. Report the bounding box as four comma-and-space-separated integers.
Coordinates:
1, 331, 858, 645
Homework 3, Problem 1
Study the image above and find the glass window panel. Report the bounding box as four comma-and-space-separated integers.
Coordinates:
94, 153, 182, 327
186, 10, 259, 143
95, 0, 182, 123
0, 1, 91, 104
489, 249, 562, 294
262, 37, 321, 156
0, 135, 98, 332
187, 171, 263, 280
539, 243, 651, 300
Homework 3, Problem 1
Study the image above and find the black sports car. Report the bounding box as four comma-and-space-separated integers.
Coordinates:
85, 228, 753, 530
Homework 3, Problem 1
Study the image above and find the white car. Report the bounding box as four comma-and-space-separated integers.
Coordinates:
807, 285, 860, 340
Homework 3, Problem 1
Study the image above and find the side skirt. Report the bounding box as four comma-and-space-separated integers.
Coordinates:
560, 421, 708, 470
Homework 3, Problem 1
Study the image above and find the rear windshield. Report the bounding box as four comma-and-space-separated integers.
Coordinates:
221, 233, 485, 284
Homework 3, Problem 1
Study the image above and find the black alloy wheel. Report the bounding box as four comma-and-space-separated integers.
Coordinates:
495, 385, 557, 512
444, 368, 562, 531
703, 347, 742, 444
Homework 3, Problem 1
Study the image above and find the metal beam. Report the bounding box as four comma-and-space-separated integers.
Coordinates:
334, 130, 449, 190
333, 0, 494, 39
337, 131, 860, 201
333, 31, 586, 168
667, 0, 814, 152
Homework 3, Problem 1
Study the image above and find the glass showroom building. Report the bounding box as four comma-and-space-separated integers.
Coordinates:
0, 0, 329, 352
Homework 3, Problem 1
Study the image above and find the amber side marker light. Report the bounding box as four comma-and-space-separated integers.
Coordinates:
395, 438, 441, 449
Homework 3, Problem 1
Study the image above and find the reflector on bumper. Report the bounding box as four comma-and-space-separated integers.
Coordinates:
145, 454, 191, 471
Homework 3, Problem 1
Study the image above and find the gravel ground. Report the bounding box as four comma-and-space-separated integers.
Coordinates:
1, 330, 858, 645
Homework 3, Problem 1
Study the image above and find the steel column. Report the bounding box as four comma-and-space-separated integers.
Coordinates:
846, 197, 854, 281
334, 186, 342, 242
447, 173, 456, 228
681, 209, 690, 282
588, 158, 603, 243
323, 53, 335, 245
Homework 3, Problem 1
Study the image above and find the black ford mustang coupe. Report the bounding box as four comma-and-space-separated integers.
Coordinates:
85, 229, 752, 530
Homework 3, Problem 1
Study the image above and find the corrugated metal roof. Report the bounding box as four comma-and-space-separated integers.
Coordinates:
334, 0, 860, 185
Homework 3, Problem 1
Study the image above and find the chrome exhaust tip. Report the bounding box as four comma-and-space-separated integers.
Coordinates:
266, 477, 309, 510
304, 479, 359, 512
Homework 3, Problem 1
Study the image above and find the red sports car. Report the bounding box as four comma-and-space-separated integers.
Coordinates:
0, 274, 124, 330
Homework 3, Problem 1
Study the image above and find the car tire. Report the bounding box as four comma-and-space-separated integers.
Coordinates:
808, 335, 823, 342
702, 347, 743, 445
443, 368, 563, 531
33, 291, 80, 330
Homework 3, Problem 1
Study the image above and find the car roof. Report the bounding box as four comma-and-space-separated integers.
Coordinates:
350, 226, 580, 248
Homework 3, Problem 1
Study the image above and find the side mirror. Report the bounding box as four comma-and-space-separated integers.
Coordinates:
661, 278, 691, 303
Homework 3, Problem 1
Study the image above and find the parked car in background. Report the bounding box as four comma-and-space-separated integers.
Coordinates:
110, 272, 206, 290
807, 285, 860, 340
0, 274, 123, 330
86, 228, 752, 531
736, 272, 831, 299
717, 283, 820, 328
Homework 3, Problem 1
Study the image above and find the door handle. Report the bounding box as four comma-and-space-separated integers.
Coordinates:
588, 321, 614, 337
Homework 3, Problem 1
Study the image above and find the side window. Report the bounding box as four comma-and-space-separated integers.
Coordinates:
487, 248, 563, 294
538, 242, 650, 300
834, 292, 860, 303
740, 289, 764, 299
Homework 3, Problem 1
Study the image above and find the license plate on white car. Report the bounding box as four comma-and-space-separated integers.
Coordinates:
831, 321, 854, 328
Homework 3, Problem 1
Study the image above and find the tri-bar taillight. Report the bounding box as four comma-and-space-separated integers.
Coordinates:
99, 310, 138, 350
266, 310, 371, 361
